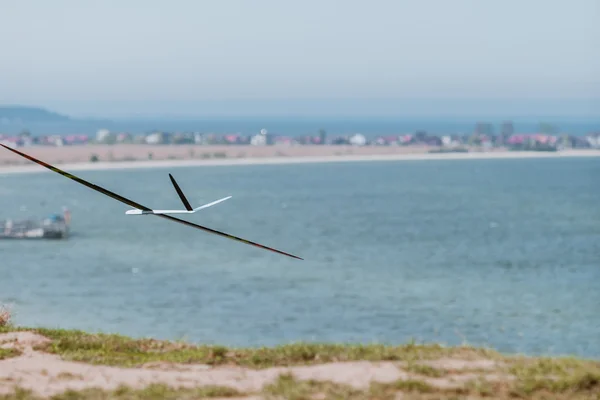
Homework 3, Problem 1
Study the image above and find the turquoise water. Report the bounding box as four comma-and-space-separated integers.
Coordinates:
1, 157, 599, 358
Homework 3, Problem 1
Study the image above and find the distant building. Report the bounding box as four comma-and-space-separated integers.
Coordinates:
251, 129, 267, 146
349, 133, 366, 146
133, 134, 147, 144
96, 129, 111, 143
116, 133, 132, 143
414, 130, 428, 143
63, 135, 89, 145
475, 122, 494, 136
194, 133, 204, 144
274, 136, 294, 145
52, 136, 64, 146
319, 129, 327, 145
145, 132, 164, 144
586, 135, 600, 149
501, 121, 514, 136
399, 134, 413, 145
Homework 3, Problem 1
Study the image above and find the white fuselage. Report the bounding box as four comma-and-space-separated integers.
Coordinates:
125, 195, 232, 216
125, 209, 196, 215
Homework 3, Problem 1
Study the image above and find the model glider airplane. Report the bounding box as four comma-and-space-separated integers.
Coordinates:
125, 174, 232, 215
0, 144, 303, 260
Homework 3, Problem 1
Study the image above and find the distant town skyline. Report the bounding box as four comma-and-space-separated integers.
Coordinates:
1, 0, 598, 118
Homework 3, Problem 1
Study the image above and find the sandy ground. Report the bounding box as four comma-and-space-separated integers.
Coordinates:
0, 144, 598, 175
0, 332, 510, 398
0, 144, 444, 166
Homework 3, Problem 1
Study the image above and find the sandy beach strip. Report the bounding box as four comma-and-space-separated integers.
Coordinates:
0, 145, 598, 175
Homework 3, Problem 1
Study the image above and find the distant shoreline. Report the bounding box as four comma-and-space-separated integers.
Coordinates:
0, 147, 598, 175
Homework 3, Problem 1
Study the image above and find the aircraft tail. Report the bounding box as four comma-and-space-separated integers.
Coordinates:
168, 173, 231, 212
169, 173, 193, 211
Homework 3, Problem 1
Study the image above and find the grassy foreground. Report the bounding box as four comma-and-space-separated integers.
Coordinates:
1, 326, 500, 367
0, 326, 599, 399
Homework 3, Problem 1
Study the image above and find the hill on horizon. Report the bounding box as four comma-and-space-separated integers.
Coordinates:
0, 105, 71, 123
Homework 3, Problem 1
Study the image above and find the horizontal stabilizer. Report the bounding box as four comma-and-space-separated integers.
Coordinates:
193, 196, 232, 212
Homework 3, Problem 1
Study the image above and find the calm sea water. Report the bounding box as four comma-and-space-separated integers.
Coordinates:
1, 157, 599, 358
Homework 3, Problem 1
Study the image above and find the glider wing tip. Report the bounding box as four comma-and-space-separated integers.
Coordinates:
287, 253, 304, 260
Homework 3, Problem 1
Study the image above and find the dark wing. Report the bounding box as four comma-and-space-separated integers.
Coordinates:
0, 144, 151, 211
0, 144, 303, 260
168, 173, 193, 211
156, 214, 303, 260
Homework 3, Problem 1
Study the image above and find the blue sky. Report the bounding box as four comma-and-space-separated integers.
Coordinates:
1, 0, 598, 117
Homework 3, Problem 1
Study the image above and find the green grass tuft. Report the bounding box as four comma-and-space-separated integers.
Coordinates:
405, 362, 449, 378
0, 384, 243, 400
0, 348, 20, 360
509, 357, 600, 397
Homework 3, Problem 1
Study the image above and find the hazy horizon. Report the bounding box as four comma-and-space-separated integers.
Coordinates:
3, 98, 600, 121
1, 0, 598, 119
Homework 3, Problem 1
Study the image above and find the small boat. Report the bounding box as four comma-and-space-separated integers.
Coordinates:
0, 208, 70, 240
